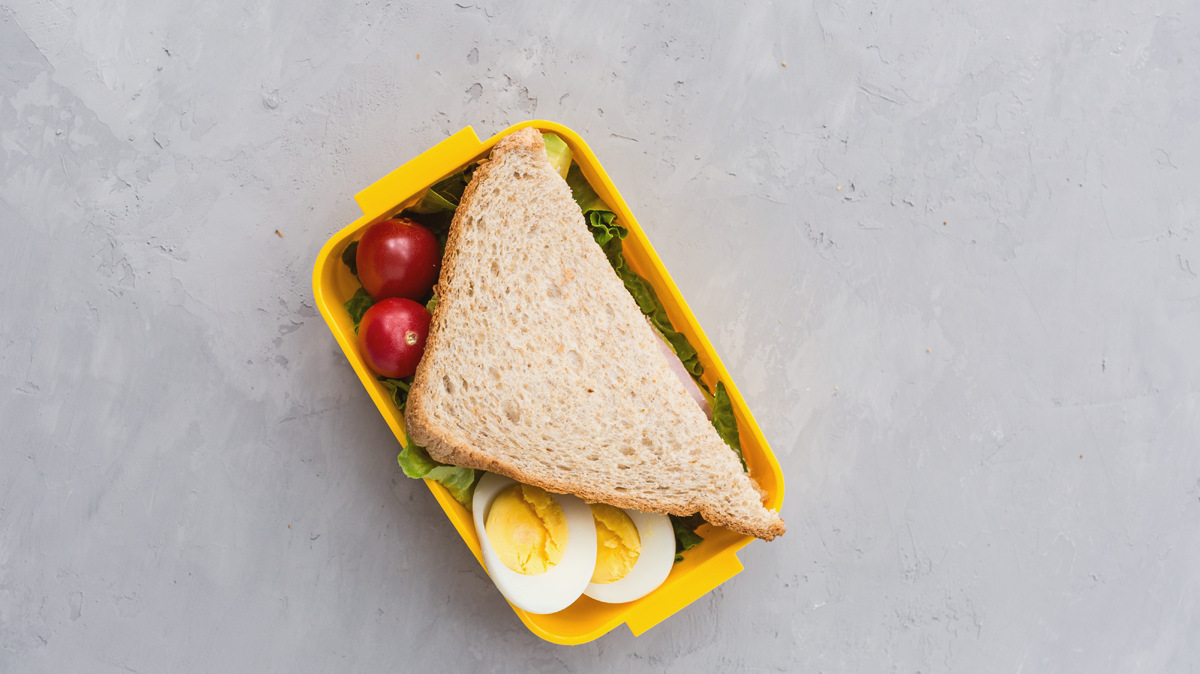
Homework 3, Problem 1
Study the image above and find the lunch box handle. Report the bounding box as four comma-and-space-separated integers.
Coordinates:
353, 126, 486, 223
623, 549, 744, 636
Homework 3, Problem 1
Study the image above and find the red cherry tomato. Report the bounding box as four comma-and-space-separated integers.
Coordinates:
357, 298, 432, 379
356, 218, 441, 301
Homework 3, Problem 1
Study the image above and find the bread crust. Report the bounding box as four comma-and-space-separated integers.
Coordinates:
405, 127, 785, 541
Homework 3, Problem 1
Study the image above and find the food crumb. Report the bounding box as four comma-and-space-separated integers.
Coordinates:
836, 185, 842, 191
781, 61, 787, 66
943, 221, 947, 226
275, 229, 282, 238
416, 53, 420, 59
926, 348, 931, 353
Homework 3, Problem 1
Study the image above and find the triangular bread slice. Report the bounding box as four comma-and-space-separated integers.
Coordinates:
405, 128, 785, 541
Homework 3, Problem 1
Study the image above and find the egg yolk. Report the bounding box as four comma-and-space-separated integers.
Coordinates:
485, 484, 568, 575
590, 504, 641, 584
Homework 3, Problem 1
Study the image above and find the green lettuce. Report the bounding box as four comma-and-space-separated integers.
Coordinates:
412, 190, 455, 213
586, 210, 624, 247
409, 172, 469, 214
398, 432, 482, 510
341, 240, 359, 275
397, 434, 441, 476
542, 133, 573, 178
566, 163, 610, 215
670, 514, 706, 562
340, 240, 374, 330
344, 287, 374, 332
378, 376, 412, 412
712, 382, 746, 472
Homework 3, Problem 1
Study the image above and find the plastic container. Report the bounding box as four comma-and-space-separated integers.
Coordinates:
312, 121, 784, 645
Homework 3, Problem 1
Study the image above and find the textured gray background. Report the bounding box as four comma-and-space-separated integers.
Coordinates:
2, 0, 1198, 671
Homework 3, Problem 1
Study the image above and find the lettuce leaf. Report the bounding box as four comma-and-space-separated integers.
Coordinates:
425, 465, 482, 508
587, 210, 625, 247
340, 240, 375, 330
341, 240, 359, 275
670, 513, 706, 562
378, 375, 412, 412
398, 432, 482, 510
542, 133, 573, 178
432, 171, 469, 204
409, 172, 469, 214
344, 287, 375, 332
410, 189, 456, 214
397, 435, 441, 476
712, 381, 746, 472
566, 163, 609, 215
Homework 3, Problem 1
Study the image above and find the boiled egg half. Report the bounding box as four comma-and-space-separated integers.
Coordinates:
472, 472, 597, 614
473, 472, 678, 613
584, 504, 675, 604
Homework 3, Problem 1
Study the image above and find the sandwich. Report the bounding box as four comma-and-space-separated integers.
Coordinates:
403, 128, 785, 541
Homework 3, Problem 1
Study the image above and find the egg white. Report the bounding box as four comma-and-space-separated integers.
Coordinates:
583, 509, 675, 604
472, 472, 597, 615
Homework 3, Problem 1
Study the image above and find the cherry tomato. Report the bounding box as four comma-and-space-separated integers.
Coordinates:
357, 298, 432, 379
356, 218, 441, 301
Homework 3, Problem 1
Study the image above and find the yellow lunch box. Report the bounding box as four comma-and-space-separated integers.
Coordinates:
311, 120, 785, 645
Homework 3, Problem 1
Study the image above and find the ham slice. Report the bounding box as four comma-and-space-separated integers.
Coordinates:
653, 329, 712, 419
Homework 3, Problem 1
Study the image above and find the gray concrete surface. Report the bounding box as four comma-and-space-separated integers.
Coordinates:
3, 1, 1198, 671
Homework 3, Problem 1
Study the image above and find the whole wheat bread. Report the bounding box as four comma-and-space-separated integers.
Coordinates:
404, 127, 785, 541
